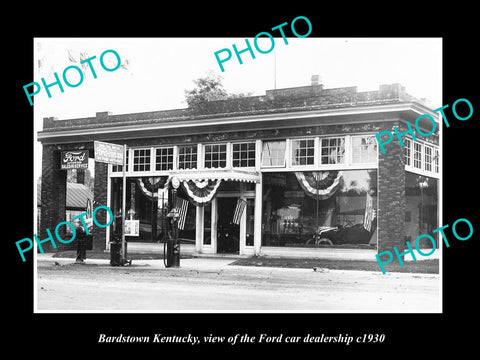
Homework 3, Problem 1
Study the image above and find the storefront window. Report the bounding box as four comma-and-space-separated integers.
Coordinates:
262, 170, 377, 248
291, 138, 315, 166
261, 140, 286, 167
110, 177, 169, 242
176, 186, 196, 243
405, 172, 438, 248
233, 142, 255, 168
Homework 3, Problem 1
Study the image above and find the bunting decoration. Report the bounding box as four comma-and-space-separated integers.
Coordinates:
181, 179, 222, 206
295, 171, 342, 200
136, 177, 168, 198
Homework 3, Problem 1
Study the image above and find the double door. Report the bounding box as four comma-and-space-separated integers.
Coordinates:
201, 195, 255, 255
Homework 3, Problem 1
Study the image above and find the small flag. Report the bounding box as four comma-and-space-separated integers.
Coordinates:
363, 193, 375, 232
233, 198, 247, 225
176, 198, 189, 230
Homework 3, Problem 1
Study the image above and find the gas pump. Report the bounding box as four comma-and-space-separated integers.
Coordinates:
164, 176, 181, 268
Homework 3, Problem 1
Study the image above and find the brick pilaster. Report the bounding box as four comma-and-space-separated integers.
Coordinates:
377, 122, 406, 255
39, 145, 68, 252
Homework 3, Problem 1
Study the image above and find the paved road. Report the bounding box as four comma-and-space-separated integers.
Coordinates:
36, 256, 440, 312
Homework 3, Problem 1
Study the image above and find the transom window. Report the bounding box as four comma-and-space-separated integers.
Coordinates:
414, 142, 422, 169
291, 139, 315, 166
155, 147, 173, 171
178, 145, 197, 169
233, 142, 255, 167
133, 148, 151, 171
404, 138, 412, 166
204, 144, 227, 168
112, 149, 129, 172
321, 137, 345, 164
352, 136, 377, 164
424, 145, 432, 172
262, 140, 286, 167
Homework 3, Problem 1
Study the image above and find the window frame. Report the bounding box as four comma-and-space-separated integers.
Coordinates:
291, 138, 316, 166
351, 135, 378, 165
413, 142, 422, 169
177, 145, 198, 170
232, 141, 256, 168
320, 136, 346, 165
261, 140, 287, 168
155, 146, 174, 171
203, 143, 228, 169
132, 147, 151, 172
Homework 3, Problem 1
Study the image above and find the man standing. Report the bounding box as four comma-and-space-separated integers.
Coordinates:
74, 217, 92, 263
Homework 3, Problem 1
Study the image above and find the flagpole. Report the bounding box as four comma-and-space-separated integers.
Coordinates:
274, 49, 277, 90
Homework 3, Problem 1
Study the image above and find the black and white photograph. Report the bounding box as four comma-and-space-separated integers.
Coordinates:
32, 37, 442, 312
7, 7, 478, 355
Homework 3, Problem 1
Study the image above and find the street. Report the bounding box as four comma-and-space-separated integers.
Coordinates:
36, 255, 440, 312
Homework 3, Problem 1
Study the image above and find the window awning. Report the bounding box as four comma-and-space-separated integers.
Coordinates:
168, 168, 261, 184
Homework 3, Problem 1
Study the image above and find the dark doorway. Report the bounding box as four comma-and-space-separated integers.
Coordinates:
217, 197, 240, 254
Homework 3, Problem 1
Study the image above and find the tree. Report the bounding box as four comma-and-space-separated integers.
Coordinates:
184, 72, 252, 108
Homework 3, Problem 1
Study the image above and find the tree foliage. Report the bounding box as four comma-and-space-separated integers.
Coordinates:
184, 72, 252, 108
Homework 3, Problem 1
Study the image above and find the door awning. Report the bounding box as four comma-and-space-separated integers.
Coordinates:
168, 168, 261, 184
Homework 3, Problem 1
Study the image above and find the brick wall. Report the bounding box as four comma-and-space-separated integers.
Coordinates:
39, 145, 72, 252
377, 121, 406, 257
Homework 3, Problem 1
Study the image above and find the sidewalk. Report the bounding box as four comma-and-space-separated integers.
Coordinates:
36, 252, 237, 272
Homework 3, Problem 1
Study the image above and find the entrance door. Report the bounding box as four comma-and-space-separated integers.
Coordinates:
216, 197, 240, 254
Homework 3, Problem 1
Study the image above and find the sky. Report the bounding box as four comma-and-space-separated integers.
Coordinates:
33, 37, 442, 180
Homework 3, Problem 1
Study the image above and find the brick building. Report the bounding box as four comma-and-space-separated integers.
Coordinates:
37, 79, 440, 257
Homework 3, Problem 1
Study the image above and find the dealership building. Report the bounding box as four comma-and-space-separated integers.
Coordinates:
37, 79, 440, 258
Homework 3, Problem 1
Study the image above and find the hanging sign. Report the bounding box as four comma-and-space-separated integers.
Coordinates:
94, 141, 124, 165
60, 150, 89, 169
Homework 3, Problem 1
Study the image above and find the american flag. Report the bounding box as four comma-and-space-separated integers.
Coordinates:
363, 193, 376, 232
233, 198, 247, 225
175, 198, 189, 230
